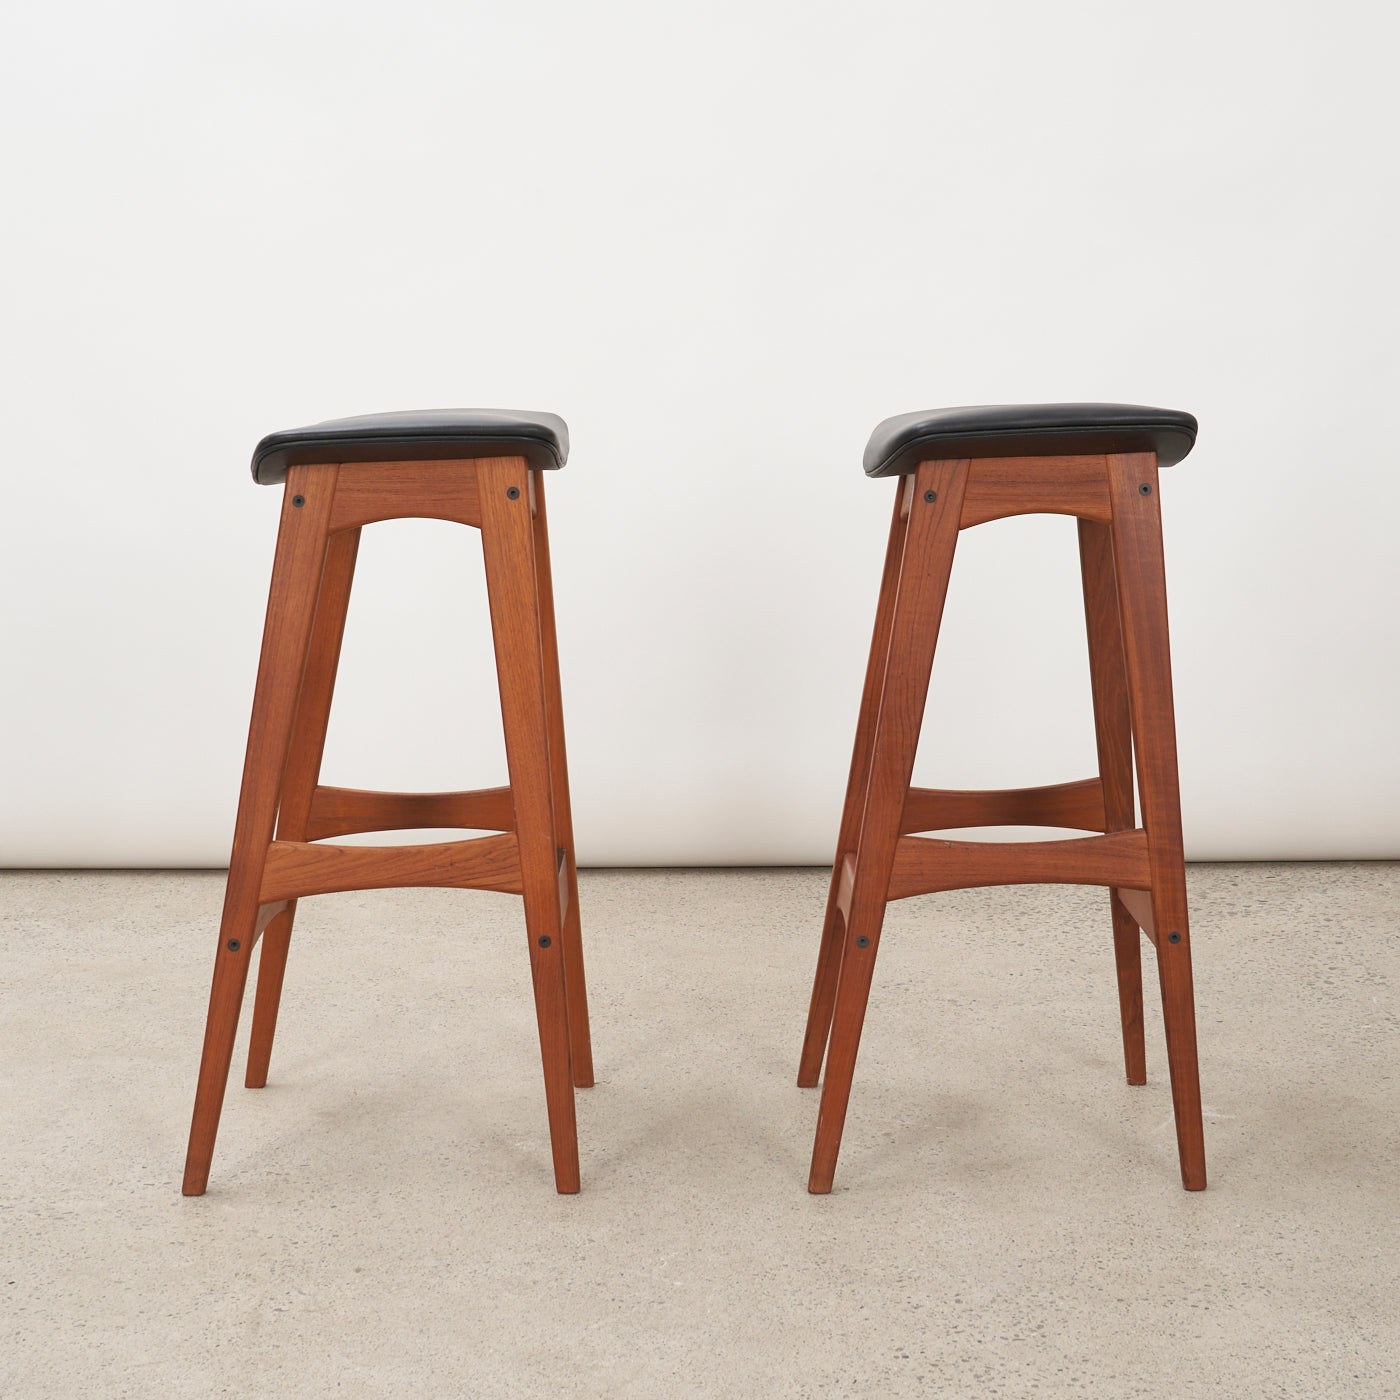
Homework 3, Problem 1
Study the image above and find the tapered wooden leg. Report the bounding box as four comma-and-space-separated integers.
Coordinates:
1106, 454, 1206, 1190
798, 903, 847, 1090
800, 480, 911, 1087
1108, 893, 1147, 1083
246, 527, 362, 1088
480, 461, 580, 1193
1078, 517, 1147, 1085
184, 466, 339, 1196
530, 474, 593, 1088
245, 908, 294, 1089
809, 460, 970, 1193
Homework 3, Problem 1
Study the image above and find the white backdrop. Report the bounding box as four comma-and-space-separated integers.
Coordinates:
1, 0, 1397, 866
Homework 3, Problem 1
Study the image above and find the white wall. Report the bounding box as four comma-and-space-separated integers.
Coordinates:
1, 0, 1396, 867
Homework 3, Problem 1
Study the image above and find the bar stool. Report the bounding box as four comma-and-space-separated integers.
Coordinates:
799, 403, 1206, 1193
183, 409, 593, 1196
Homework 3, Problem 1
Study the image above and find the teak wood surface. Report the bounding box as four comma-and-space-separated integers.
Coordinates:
1079, 516, 1148, 1084
884, 829, 1150, 901
807, 457, 971, 1193
801, 450, 1206, 1194
184, 457, 591, 1197
900, 777, 1106, 835
246, 523, 360, 1091
303, 784, 516, 841
958, 454, 1111, 529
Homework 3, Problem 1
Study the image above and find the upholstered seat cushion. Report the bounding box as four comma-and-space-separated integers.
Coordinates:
251, 409, 569, 484
863, 403, 1197, 478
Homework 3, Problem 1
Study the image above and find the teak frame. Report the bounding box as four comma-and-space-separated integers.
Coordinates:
799, 451, 1206, 1193
183, 456, 592, 1196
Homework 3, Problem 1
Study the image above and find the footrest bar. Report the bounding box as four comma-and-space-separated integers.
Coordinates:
259, 833, 523, 902
886, 829, 1151, 900
304, 785, 515, 841
901, 778, 1106, 835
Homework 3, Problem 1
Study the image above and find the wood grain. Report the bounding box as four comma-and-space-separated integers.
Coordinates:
1115, 886, 1156, 944
327, 460, 481, 532
959, 455, 1110, 529
303, 784, 516, 840
833, 852, 856, 924
479, 457, 580, 1193
531, 472, 594, 1087
1078, 515, 1147, 1085
799, 482, 910, 1088
253, 901, 289, 936
184, 464, 337, 1196
1107, 452, 1205, 1189
886, 829, 1150, 900
900, 778, 1106, 835
809, 458, 970, 1193
259, 833, 523, 902
246, 526, 361, 1090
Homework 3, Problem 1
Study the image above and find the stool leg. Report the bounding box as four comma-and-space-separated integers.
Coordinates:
531, 474, 593, 1088
1106, 453, 1206, 1190
246, 527, 362, 1088
799, 480, 910, 1087
809, 459, 969, 1193
184, 466, 339, 1196
1077, 518, 1147, 1086
480, 461, 580, 1193
1108, 895, 1147, 1083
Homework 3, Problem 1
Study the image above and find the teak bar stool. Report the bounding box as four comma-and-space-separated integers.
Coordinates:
183, 409, 592, 1196
799, 403, 1205, 1193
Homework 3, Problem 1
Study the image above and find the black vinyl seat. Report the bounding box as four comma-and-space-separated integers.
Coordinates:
863, 403, 1198, 478
251, 409, 569, 485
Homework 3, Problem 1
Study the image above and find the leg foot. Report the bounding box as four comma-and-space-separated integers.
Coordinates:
1110, 892, 1147, 1085
798, 891, 846, 1088
529, 931, 581, 1193
245, 906, 295, 1088
807, 914, 882, 1193
1157, 930, 1206, 1189
183, 938, 255, 1195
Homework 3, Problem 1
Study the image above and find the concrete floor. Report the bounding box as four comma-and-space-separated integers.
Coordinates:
1, 864, 1397, 1398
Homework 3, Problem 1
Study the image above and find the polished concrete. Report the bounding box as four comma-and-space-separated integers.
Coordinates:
1, 864, 1397, 1398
